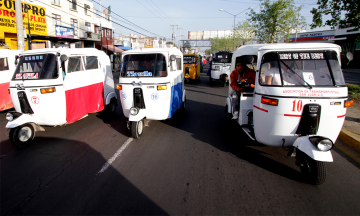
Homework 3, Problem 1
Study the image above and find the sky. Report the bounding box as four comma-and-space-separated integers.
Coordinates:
96, 0, 332, 47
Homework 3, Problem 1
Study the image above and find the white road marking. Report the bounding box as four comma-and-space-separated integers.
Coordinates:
97, 138, 133, 174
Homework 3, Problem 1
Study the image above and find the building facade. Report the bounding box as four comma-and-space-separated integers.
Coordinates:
0, 0, 115, 52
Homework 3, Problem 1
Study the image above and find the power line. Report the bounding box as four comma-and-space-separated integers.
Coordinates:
136, 0, 172, 25
148, 0, 176, 24
91, 0, 165, 38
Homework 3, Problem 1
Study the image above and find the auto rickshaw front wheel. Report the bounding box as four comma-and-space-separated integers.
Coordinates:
297, 150, 326, 185
9, 124, 35, 147
131, 120, 144, 139
105, 98, 117, 115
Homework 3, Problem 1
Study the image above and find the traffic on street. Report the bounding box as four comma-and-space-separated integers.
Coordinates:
1, 63, 360, 215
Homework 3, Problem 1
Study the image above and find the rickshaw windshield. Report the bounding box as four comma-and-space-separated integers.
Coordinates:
0, 57, 9, 71
214, 52, 233, 63
12, 54, 58, 80
121, 53, 167, 77
183, 56, 196, 64
259, 51, 345, 86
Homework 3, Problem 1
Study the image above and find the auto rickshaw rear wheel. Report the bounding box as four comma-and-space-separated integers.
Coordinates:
9, 124, 35, 147
131, 120, 144, 139
297, 150, 326, 185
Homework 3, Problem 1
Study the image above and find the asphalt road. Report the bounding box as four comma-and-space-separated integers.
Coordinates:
1, 66, 360, 215
343, 68, 360, 85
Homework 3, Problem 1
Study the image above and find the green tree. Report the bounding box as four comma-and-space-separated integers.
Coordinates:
234, 20, 256, 47
248, 0, 306, 43
205, 49, 212, 55
183, 41, 192, 49
166, 41, 177, 48
310, 0, 359, 30
210, 35, 233, 52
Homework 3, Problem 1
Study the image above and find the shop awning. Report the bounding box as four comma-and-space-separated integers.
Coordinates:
101, 44, 124, 54
117, 46, 132, 50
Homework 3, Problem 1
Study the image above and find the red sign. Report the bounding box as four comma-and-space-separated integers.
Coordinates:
31, 96, 39, 104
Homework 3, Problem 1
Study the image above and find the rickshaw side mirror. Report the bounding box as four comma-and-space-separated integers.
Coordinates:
14, 55, 19, 65
60, 54, 68, 62
170, 55, 176, 61
346, 52, 353, 65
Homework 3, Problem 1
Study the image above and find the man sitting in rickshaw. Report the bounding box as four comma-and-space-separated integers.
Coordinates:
230, 61, 256, 119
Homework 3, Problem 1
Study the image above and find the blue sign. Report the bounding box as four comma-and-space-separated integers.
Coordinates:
55, 25, 74, 38
122, 92, 127, 100
151, 92, 159, 101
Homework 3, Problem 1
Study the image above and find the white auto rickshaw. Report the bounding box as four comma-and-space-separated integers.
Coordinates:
117, 48, 186, 139
225, 43, 353, 185
209, 51, 233, 86
0, 49, 21, 111
6, 48, 117, 147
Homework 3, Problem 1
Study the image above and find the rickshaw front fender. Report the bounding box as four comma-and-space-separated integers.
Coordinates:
105, 92, 118, 105
6, 113, 37, 129
182, 90, 186, 102
293, 136, 333, 162
128, 109, 147, 122
226, 97, 231, 113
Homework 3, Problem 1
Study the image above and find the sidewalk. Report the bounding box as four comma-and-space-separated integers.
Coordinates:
339, 98, 360, 153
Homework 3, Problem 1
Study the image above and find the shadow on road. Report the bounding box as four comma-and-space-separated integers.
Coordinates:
0, 138, 167, 215
162, 99, 303, 183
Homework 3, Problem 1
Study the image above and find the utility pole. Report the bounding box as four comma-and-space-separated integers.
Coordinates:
170, 25, 178, 46
177, 27, 182, 49
100, 0, 103, 51
15, 0, 25, 51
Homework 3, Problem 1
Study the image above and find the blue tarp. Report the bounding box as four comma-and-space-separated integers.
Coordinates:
117, 46, 132, 50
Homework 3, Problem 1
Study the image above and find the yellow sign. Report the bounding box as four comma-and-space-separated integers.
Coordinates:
0, 0, 47, 35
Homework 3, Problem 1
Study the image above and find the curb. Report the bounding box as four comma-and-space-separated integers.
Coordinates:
338, 129, 360, 153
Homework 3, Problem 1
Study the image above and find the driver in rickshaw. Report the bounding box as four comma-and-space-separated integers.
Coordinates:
230, 61, 256, 119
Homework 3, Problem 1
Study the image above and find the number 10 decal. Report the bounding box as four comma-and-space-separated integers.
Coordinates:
292, 100, 303, 112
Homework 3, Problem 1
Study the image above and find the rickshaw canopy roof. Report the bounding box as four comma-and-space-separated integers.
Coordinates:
18, 48, 107, 57
233, 43, 342, 57
0, 49, 21, 57
122, 48, 183, 56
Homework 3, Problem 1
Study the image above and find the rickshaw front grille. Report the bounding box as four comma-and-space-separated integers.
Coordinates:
295, 104, 321, 136
17, 91, 34, 114
133, 88, 146, 109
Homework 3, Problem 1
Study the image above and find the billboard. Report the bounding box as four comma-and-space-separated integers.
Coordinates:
0, 1, 47, 35
55, 25, 74, 38
189, 30, 233, 40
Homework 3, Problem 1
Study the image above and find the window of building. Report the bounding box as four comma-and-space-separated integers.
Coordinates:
84, 4, 90, 15
106, 29, 111, 39
52, 14, 61, 26
69, 0, 77, 11
85, 22, 91, 32
70, 18, 78, 29
51, 0, 60, 5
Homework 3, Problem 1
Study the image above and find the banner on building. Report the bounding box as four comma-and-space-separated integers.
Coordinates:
55, 25, 74, 38
0, 1, 47, 35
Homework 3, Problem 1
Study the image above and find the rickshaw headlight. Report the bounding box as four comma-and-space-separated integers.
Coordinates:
130, 107, 139, 116
6, 112, 13, 121
309, 136, 333, 151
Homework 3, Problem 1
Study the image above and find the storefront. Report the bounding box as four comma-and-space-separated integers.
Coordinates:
0, 1, 48, 50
